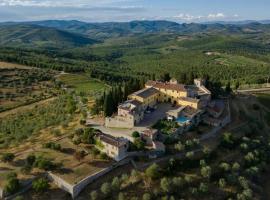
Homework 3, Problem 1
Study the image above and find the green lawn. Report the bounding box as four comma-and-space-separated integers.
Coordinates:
58, 74, 107, 95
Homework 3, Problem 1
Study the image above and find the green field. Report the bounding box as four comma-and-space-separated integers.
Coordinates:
58, 74, 108, 95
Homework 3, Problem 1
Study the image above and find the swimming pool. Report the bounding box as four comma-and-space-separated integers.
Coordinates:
176, 116, 190, 124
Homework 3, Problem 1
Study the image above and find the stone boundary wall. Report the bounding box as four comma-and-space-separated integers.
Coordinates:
47, 172, 74, 196
48, 158, 131, 199
72, 167, 112, 198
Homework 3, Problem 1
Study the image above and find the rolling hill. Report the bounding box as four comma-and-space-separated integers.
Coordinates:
0, 24, 97, 48
1, 20, 270, 41
3, 20, 270, 39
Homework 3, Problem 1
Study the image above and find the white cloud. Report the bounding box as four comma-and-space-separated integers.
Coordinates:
173, 13, 203, 21
0, 0, 135, 7
207, 13, 225, 19
173, 12, 239, 22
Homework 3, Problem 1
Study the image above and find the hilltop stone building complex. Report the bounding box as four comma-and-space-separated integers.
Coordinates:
105, 78, 211, 128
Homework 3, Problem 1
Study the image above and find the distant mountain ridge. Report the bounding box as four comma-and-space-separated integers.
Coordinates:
6, 20, 269, 39
0, 20, 270, 47
0, 24, 97, 48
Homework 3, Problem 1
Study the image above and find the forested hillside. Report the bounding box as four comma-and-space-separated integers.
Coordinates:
0, 24, 97, 48
0, 20, 270, 87
2, 20, 270, 39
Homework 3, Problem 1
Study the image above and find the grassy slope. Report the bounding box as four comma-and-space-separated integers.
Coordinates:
58, 74, 107, 95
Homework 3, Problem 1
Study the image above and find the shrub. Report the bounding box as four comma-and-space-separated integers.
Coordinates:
1, 153, 15, 162
132, 131, 140, 138
200, 160, 206, 167
91, 147, 100, 156
6, 172, 17, 180
237, 189, 253, 200
90, 190, 98, 200
244, 152, 256, 164
145, 163, 160, 179
219, 178, 226, 188
20, 165, 32, 174
133, 138, 145, 150
219, 162, 231, 172
4, 173, 20, 195
238, 176, 249, 189
172, 177, 184, 189
75, 128, 84, 135
201, 166, 211, 179
232, 162, 241, 172
190, 187, 198, 195
160, 177, 171, 193
26, 154, 36, 166
80, 119, 86, 125
118, 192, 125, 200
43, 142, 62, 151
185, 139, 199, 150
142, 193, 151, 200
199, 182, 208, 193
240, 143, 249, 151
32, 178, 49, 193
99, 152, 109, 160
221, 132, 235, 148
73, 151, 86, 162
101, 182, 111, 196
184, 175, 193, 184
111, 177, 121, 191
185, 151, 194, 159
121, 174, 129, 182
174, 141, 185, 151
82, 128, 96, 144
131, 169, 139, 179
34, 156, 55, 170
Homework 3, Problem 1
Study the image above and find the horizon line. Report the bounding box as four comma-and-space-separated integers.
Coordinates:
1, 19, 270, 24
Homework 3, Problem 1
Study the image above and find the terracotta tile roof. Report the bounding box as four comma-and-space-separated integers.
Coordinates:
98, 133, 127, 147
129, 99, 143, 106
179, 96, 200, 103
142, 129, 158, 137
146, 80, 187, 92
130, 87, 159, 99
118, 99, 142, 111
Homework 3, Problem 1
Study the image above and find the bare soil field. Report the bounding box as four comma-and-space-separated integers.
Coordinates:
0, 61, 32, 69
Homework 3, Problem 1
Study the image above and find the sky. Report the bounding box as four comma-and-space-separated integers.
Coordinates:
0, 0, 270, 23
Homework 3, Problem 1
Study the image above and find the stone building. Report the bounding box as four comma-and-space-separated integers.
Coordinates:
96, 133, 129, 161
105, 78, 211, 128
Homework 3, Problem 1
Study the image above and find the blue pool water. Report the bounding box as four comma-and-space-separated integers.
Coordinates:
176, 116, 190, 124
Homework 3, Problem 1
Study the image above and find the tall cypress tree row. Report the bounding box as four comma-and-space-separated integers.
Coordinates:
92, 77, 147, 117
